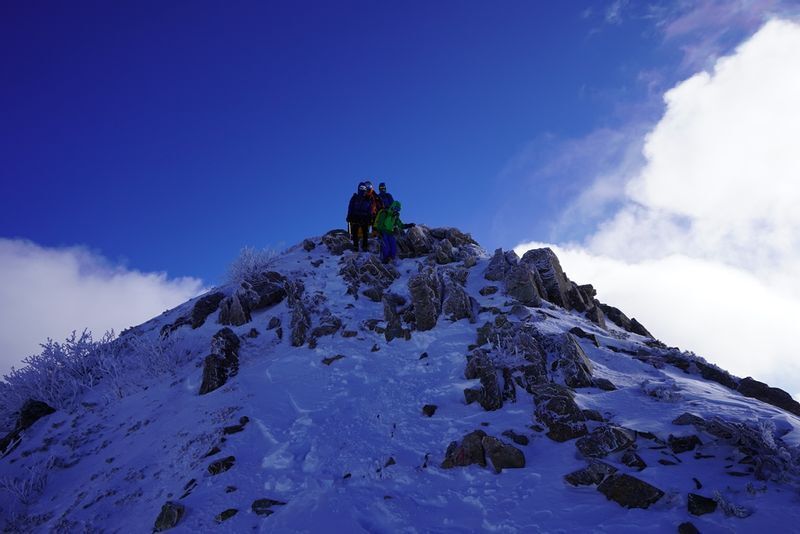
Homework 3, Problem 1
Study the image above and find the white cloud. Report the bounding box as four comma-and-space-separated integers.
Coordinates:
0, 239, 205, 376
516, 18, 800, 398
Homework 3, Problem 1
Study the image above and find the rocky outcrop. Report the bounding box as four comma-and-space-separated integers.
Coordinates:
520, 248, 575, 309
191, 291, 225, 328
252, 498, 287, 517
382, 292, 408, 342
308, 311, 342, 347
598, 303, 653, 338
218, 289, 254, 327
199, 328, 241, 395
546, 333, 594, 388
597, 474, 664, 509
531, 383, 588, 442
322, 229, 352, 255
432, 238, 456, 264
339, 253, 399, 301
688, 493, 717, 516
441, 269, 478, 323
564, 460, 618, 486
575, 425, 636, 458
286, 280, 311, 347
464, 350, 503, 411
737, 377, 800, 416
0, 399, 56, 455
408, 270, 441, 331
396, 225, 433, 257
441, 430, 525, 473
504, 263, 543, 307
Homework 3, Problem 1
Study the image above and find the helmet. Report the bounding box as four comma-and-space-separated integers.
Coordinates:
379, 182, 387, 191
364, 181, 374, 191
358, 182, 367, 192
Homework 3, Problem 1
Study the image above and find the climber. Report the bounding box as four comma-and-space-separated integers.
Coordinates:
377, 182, 394, 209
346, 182, 373, 251
363, 181, 383, 236
374, 200, 415, 263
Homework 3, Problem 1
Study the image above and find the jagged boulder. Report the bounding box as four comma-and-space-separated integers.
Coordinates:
737, 377, 800, 416
308, 311, 342, 347
432, 238, 456, 264
154, 501, 185, 532
191, 291, 225, 328
564, 460, 618, 486
481, 435, 526, 472
520, 248, 573, 308
464, 350, 503, 411
575, 425, 637, 458
218, 291, 252, 327
246, 271, 287, 310
483, 248, 515, 281
441, 430, 487, 468
441, 269, 478, 323
548, 333, 594, 388
598, 303, 653, 338
688, 493, 717, 516
382, 292, 408, 342
286, 280, 310, 347
322, 229, 352, 255
339, 253, 399, 299
429, 227, 477, 248
597, 474, 665, 509
504, 263, 543, 307
0, 399, 56, 455
397, 225, 434, 257
531, 383, 588, 442
585, 305, 607, 329
200, 328, 241, 395
408, 270, 441, 331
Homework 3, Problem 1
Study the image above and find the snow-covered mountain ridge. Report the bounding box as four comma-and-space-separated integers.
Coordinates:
1, 226, 799, 533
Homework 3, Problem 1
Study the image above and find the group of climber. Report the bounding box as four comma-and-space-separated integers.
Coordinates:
346, 181, 414, 263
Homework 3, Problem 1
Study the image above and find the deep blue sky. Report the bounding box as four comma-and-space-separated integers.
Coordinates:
1, 1, 674, 283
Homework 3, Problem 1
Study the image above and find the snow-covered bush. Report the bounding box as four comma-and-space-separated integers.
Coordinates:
0, 456, 55, 505
225, 246, 279, 285
640, 378, 682, 401
713, 490, 753, 518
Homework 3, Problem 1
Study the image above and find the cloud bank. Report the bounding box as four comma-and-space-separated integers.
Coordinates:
517, 18, 800, 399
0, 239, 204, 376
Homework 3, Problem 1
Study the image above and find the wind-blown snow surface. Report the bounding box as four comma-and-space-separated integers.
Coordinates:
2, 238, 800, 533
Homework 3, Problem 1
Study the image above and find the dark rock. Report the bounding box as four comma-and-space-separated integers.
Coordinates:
441, 430, 487, 468
479, 286, 499, 296
672, 413, 706, 426
504, 263, 543, 307
593, 378, 617, 391
582, 409, 604, 422
311, 259, 323, 268
383, 292, 407, 342
223, 416, 250, 435
629, 318, 652, 338
287, 280, 310, 347
738, 376, 800, 416
247, 271, 288, 310
199, 329, 241, 395
252, 498, 287, 516
208, 456, 236, 475
482, 436, 525, 472
339, 253, 399, 299
191, 292, 225, 328
464, 350, 503, 411
568, 327, 599, 346
621, 450, 647, 471
441, 270, 479, 323
564, 460, 617, 486
246, 328, 259, 338
598, 303, 653, 338
484, 248, 512, 281
576, 425, 636, 458
668, 434, 702, 454
17, 400, 56, 432
433, 238, 456, 264
302, 239, 316, 251
502, 368, 517, 403
422, 404, 437, 417
267, 316, 281, 330
371, 344, 380, 352
154, 501, 185, 532
408, 270, 441, 331
550, 334, 594, 388
396, 225, 434, 257
310, 312, 343, 342
501, 430, 530, 446
322, 229, 352, 255
218, 291, 252, 326
678, 523, 701, 534
419, 352, 428, 359
215, 509, 238, 523
585, 305, 607, 330
520, 248, 573, 308
597, 473, 665, 509
362, 287, 383, 302
342, 330, 357, 338
531, 383, 588, 442
688, 493, 717, 516
322, 354, 346, 366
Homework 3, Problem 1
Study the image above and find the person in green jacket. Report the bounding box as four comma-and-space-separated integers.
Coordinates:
374, 201, 414, 263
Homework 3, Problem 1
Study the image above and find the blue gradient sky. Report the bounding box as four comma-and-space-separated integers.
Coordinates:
2, 0, 678, 283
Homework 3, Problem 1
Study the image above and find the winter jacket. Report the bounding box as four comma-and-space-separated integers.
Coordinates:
378, 192, 394, 209
374, 208, 404, 234
347, 193, 373, 224
366, 191, 382, 220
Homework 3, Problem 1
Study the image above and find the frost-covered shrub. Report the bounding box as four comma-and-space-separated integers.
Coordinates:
225, 246, 279, 285
640, 378, 682, 401
0, 456, 55, 505
713, 490, 753, 518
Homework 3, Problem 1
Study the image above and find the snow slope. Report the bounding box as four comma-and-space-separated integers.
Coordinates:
1, 231, 799, 533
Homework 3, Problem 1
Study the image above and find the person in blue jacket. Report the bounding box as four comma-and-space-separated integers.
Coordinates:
377, 182, 394, 209
346, 182, 373, 251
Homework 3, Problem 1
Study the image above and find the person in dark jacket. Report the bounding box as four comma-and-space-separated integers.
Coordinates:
377, 182, 394, 209
347, 182, 373, 251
